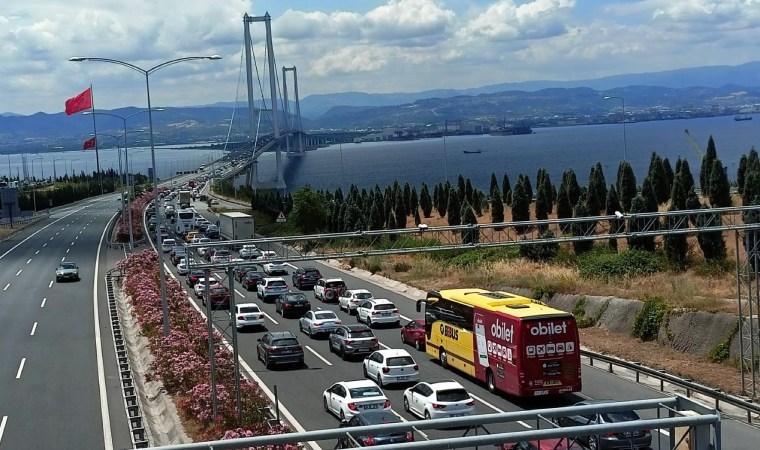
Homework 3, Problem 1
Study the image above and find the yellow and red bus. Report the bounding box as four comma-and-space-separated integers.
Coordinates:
417, 288, 581, 397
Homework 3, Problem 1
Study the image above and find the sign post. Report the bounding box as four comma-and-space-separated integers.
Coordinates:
276, 211, 286, 223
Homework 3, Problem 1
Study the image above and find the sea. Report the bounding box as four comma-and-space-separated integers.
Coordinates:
246, 115, 759, 193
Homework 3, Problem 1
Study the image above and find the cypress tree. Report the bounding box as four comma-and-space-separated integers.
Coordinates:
369, 201, 384, 230
460, 200, 479, 244
343, 203, 361, 232
586, 178, 601, 217
491, 189, 505, 228
708, 158, 731, 208
562, 169, 581, 207
662, 157, 674, 200
521, 174, 533, 202
589, 163, 607, 211
670, 168, 689, 211
410, 187, 419, 217
540, 168, 554, 214
403, 182, 412, 213
648, 152, 670, 204
556, 183, 573, 233
616, 161, 637, 212
337, 201, 348, 232
386, 209, 397, 230
748, 147, 760, 173
435, 183, 447, 217
696, 204, 727, 262
394, 189, 407, 222
413, 207, 422, 226
457, 174, 466, 201
737, 154, 748, 196
535, 174, 551, 222
572, 196, 595, 255
700, 135, 718, 197
511, 178, 530, 233
472, 189, 483, 216
502, 173, 512, 206
605, 185, 623, 251
490, 172, 499, 197
664, 204, 689, 269
447, 188, 462, 226
465, 178, 474, 205
641, 176, 658, 212
679, 159, 696, 196
742, 160, 760, 206
627, 195, 656, 251
420, 183, 433, 218
384, 190, 394, 223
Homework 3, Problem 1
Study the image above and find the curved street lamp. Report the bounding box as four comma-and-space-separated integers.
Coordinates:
604, 95, 628, 162
70, 54, 222, 336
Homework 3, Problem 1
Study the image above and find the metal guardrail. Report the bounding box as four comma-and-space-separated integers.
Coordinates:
582, 348, 760, 424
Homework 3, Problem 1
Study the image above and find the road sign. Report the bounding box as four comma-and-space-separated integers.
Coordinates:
276, 211, 286, 223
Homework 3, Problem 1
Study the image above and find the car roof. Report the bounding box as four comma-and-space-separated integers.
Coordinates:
349, 289, 371, 294
344, 324, 371, 332
372, 349, 413, 358
340, 379, 382, 389
236, 303, 260, 309
266, 331, 296, 339
423, 380, 466, 391
324, 278, 344, 282
368, 298, 394, 305
353, 411, 400, 425
263, 277, 285, 282
302, 266, 319, 271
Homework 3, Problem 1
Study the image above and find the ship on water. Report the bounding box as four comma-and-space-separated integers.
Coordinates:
489, 118, 533, 136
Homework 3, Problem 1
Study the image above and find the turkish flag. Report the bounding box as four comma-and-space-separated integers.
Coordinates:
83, 137, 97, 150
65, 88, 92, 115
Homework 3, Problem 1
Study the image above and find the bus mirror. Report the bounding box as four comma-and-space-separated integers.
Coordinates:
416, 299, 423, 313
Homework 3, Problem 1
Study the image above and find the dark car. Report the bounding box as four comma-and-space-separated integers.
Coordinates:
275, 292, 312, 318
337, 411, 414, 447
400, 319, 426, 351
201, 285, 231, 309
554, 400, 652, 450
186, 269, 206, 287
171, 249, 187, 266
256, 331, 305, 369
292, 266, 323, 290
242, 271, 267, 291
234, 264, 261, 283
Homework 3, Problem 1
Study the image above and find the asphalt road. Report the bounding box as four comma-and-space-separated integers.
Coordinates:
0, 198, 135, 449
164, 195, 760, 450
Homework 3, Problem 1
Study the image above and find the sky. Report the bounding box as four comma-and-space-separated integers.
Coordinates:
1, 0, 758, 116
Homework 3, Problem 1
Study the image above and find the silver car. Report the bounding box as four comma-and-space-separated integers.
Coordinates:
299, 310, 342, 338
55, 262, 80, 282
328, 324, 380, 360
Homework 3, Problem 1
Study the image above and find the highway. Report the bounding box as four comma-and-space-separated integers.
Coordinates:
0, 198, 136, 449
164, 195, 760, 450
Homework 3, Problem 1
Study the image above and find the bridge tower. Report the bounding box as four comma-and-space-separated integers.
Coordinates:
244, 13, 286, 191
283, 66, 305, 154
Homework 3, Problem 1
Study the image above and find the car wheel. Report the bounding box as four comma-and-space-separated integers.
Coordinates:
395, 321, 400, 328
376, 374, 384, 388
415, 339, 423, 351
299, 322, 304, 333
308, 327, 314, 338
362, 364, 369, 378
265, 355, 272, 369
587, 435, 599, 450
323, 398, 329, 412
439, 348, 449, 369
340, 346, 348, 361
356, 314, 362, 323
257, 291, 262, 299
403, 396, 410, 413
257, 348, 262, 362
367, 318, 373, 328
340, 410, 346, 421
486, 370, 496, 393
424, 410, 431, 420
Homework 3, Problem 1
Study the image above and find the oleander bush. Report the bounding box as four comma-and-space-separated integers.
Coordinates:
118, 250, 297, 445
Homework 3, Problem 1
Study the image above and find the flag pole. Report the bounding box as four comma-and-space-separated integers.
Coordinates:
88, 84, 104, 194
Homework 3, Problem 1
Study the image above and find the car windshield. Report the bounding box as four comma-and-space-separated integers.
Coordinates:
304, 269, 320, 275
355, 292, 372, 299
211, 288, 228, 294
60, 263, 76, 269
315, 312, 337, 320
601, 411, 640, 423
273, 338, 299, 347
349, 387, 383, 398
436, 389, 470, 402
326, 281, 345, 288
246, 272, 265, 278
268, 280, 286, 287
284, 294, 307, 302
349, 330, 374, 338
375, 304, 396, 310
387, 356, 415, 366
239, 306, 260, 314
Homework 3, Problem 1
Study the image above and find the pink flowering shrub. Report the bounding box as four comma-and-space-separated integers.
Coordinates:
116, 191, 153, 242
119, 250, 290, 442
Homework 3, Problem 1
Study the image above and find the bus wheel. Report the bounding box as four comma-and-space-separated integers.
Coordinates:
439, 348, 448, 369
486, 370, 496, 393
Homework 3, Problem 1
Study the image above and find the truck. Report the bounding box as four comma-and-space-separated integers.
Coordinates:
219, 212, 255, 242
178, 190, 192, 208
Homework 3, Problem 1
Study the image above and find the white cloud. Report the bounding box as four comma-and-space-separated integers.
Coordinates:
310, 46, 391, 76
458, 0, 575, 41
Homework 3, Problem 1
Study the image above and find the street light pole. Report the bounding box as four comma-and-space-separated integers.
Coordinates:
70, 54, 222, 336
604, 96, 628, 162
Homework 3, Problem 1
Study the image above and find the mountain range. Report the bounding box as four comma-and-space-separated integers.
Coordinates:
1, 62, 758, 153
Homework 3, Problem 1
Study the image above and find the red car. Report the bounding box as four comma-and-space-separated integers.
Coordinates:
400, 319, 426, 351
502, 438, 583, 450
202, 286, 231, 309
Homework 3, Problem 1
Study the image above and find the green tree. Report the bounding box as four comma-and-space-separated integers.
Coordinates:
419, 183, 433, 218
737, 154, 748, 196
465, 178, 474, 205
410, 187, 419, 218
403, 182, 412, 213
435, 183, 447, 217
572, 196, 595, 254
700, 135, 718, 198
290, 185, 328, 234
641, 176, 658, 212
589, 163, 607, 213
556, 183, 573, 233
664, 204, 689, 269
678, 159, 696, 196
394, 189, 407, 222
605, 184, 623, 251
446, 188, 462, 226
670, 158, 689, 210
460, 200, 479, 244
662, 157, 674, 199
457, 174, 466, 200
648, 152, 670, 204
535, 170, 551, 222
343, 202, 361, 232
562, 169, 581, 207
490, 172, 499, 197
627, 195, 656, 251
386, 209, 397, 230
368, 201, 384, 230
520, 229, 559, 261
521, 174, 533, 202
502, 173, 512, 206
616, 161, 637, 212
511, 177, 530, 233
491, 189, 505, 228
742, 160, 760, 206
472, 189, 483, 216
696, 204, 727, 262
413, 208, 422, 226
708, 158, 732, 208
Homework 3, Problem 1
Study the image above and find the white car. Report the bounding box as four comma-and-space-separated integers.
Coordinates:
263, 261, 288, 276
403, 380, 475, 420
322, 380, 391, 421
256, 277, 289, 302
161, 238, 176, 253
211, 254, 231, 264
230, 303, 266, 330
177, 261, 191, 276
194, 278, 219, 298
338, 289, 374, 314
239, 245, 262, 259
299, 310, 342, 337
356, 299, 401, 328
362, 349, 420, 387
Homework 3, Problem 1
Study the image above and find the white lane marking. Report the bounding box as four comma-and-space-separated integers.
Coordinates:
66, 248, 70, 254
660, 429, 670, 437
15, 270, 22, 276
75, 236, 79, 240
379, 341, 391, 349
49, 237, 54, 241
470, 393, 506, 414
235, 289, 246, 297
79, 231, 82, 234
26, 259, 32, 264
61, 227, 65, 231
3, 283, 9, 291
35, 250, 39, 255
61, 257, 65, 262
400, 313, 411, 322
30, 322, 38, 336
0, 416, 6, 445
71, 241, 75, 246
55, 232, 59, 236
15, 358, 26, 379
262, 311, 279, 325
390, 410, 429, 439
305, 345, 332, 366
41, 297, 47, 308
48, 281, 53, 288
94, 212, 116, 450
